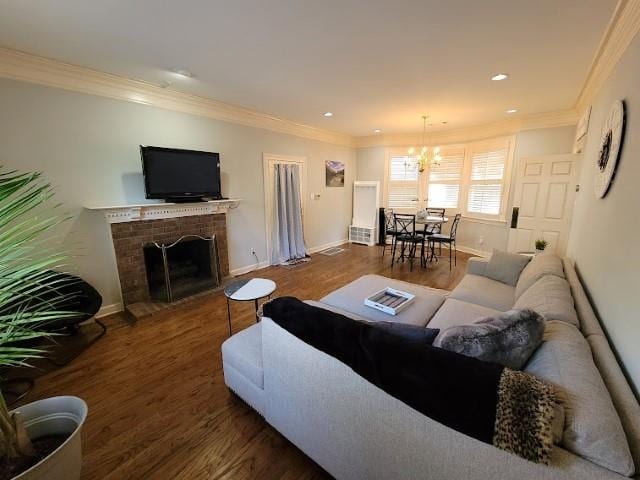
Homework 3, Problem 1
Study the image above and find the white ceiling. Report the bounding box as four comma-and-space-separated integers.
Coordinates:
0, 0, 617, 136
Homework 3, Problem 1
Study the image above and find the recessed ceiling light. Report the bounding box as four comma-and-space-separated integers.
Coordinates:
171, 68, 194, 78
506, 108, 518, 114
491, 73, 509, 81
373, 128, 382, 133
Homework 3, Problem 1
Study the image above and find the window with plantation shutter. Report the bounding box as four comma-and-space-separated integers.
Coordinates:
387, 155, 420, 210
427, 148, 464, 209
383, 138, 513, 219
466, 146, 508, 217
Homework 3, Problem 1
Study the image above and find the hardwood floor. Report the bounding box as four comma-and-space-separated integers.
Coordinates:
18, 243, 472, 479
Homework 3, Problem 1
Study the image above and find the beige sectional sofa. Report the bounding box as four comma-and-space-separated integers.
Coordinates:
222, 254, 640, 479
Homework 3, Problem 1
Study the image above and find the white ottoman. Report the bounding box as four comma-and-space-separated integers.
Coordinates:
320, 274, 447, 327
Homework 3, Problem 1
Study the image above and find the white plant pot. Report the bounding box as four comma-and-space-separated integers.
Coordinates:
11, 396, 87, 480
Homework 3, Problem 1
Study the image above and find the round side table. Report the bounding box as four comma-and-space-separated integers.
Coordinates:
224, 278, 276, 336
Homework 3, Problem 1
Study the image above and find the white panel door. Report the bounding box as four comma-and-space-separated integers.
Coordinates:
507, 154, 581, 255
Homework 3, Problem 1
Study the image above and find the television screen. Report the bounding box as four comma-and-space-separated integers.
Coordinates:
140, 146, 221, 200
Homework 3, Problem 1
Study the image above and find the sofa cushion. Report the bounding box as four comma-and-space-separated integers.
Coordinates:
434, 309, 544, 369
428, 298, 500, 331
221, 322, 263, 389
449, 274, 515, 311
524, 321, 634, 476
515, 254, 565, 299
466, 257, 488, 276
514, 275, 579, 327
320, 274, 446, 327
484, 249, 531, 286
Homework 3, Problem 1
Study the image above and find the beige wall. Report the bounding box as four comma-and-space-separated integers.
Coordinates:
356, 126, 576, 255
566, 33, 640, 393
0, 79, 356, 311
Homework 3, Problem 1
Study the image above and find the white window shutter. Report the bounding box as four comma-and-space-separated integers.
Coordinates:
467, 184, 503, 214
428, 183, 460, 209
388, 185, 419, 209
427, 148, 464, 209
387, 155, 419, 209
471, 149, 506, 181
390, 156, 418, 181
466, 147, 508, 216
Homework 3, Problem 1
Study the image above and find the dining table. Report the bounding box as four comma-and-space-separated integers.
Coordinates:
416, 215, 449, 226
414, 214, 449, 264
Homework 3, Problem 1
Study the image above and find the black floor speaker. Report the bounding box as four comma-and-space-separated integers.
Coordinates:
378, 208, 386, 245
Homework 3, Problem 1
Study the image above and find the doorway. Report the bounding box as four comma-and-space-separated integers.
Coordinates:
263, 153, 308, 265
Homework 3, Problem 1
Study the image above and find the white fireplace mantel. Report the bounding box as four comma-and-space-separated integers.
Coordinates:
86, 198, 241, 224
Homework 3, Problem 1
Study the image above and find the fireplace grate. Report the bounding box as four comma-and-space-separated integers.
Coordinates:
143, 235, 221, 303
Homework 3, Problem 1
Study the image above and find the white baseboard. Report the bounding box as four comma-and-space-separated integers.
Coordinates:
228, 238, 349, 276
96, 302, 123, 318
308, 238, 349, 254
229, 260, 271, 276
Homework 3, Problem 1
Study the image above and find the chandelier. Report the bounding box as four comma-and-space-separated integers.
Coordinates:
407, 115, 442, 172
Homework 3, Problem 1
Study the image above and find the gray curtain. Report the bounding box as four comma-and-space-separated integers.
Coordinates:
274, 163, 307, 264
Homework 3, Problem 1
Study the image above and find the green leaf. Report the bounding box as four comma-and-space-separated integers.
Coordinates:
0, 166, 77, 371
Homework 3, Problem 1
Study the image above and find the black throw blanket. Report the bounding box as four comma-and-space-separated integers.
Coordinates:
263, 296, 557, 464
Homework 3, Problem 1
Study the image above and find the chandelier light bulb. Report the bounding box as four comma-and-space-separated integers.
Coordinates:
406, 115, 441, 172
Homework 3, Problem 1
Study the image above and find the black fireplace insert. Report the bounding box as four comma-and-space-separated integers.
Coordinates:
143, 235, 221, 302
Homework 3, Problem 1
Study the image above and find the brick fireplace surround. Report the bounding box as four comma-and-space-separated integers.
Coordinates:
111, 214, 230, 309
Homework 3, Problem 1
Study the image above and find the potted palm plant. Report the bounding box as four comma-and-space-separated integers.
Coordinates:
0, 169, 87, 480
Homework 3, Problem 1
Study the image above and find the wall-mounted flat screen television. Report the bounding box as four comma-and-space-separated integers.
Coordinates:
140, 146, 222, 202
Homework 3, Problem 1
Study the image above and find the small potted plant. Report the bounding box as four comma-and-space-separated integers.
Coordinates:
535, 239, 548, 254
0, 169, 87, 480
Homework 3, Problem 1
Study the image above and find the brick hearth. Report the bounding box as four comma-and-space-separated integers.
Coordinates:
110, 214, 229, 309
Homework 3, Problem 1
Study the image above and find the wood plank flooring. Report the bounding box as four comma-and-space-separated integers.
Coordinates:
17, 243, 471, 479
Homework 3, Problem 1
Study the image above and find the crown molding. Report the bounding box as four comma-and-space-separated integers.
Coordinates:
0, 47, 355, 147
355, 109, 579, 148
0, 47, 581, 150
575, 0, 640, 113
